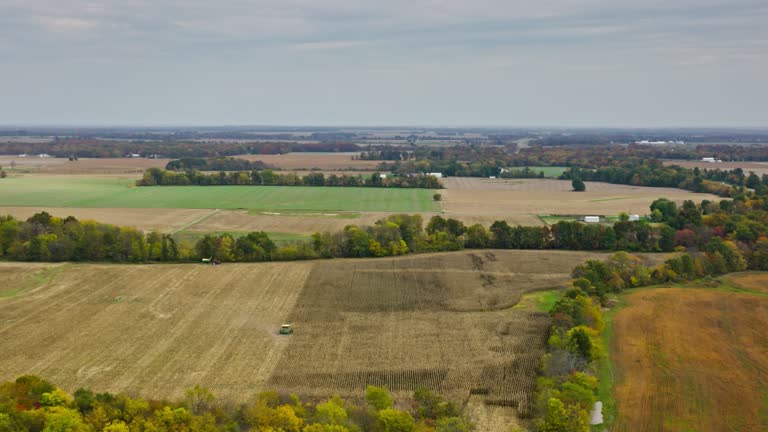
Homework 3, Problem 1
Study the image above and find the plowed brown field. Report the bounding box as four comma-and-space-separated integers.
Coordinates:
613, 288, 768, 432
440, 178, 720, 220
235, 153, 380, 170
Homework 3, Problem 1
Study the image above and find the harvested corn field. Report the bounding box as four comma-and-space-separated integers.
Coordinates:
0, 250, 605, 420
266, 250, 605, 417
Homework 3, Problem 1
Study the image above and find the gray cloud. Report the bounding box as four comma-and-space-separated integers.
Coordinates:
0, 0, 766, 126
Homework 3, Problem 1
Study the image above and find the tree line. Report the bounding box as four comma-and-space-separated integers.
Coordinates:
0, 376, 471, 432
559, 161, 749, 197
4, 194, 768, 267
375, 143, 768, 187
165, 157, 273, 171
0, 139, 360, 159
136, 168, 443, 189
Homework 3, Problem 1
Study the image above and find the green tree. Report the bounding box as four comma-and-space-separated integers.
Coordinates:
566, 327, 593, 361
650, 198, 678, 225
377, 409, 415, 432
750, 239, 768, 270
571, 178, 586, 192
314, 396, 348, 425
539, 398, 588, 432
435, 417, 471, 432
365, 386, 393, 411
184, 385, 215, 415
746, 172, 761, 189
464, 224, 490, 248
103, 421, 130, 432
40, 389, 72, 407
678, 200, 702, 227
658, 225, 676, 252
540, 398, 568, 432
42, 407, 89, 432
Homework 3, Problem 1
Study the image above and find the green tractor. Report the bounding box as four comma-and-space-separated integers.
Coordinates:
279, 324, 294, 335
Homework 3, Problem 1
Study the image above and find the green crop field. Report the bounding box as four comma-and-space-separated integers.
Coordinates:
0, 176, 439, 212
521, 166, 568, 177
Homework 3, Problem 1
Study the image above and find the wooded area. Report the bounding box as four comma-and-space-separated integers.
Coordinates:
3, 194, 768, 266
0, 377, 467, 432
137, 168, 443, 189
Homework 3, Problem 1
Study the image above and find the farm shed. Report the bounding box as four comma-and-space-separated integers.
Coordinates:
584, 216, 600, 223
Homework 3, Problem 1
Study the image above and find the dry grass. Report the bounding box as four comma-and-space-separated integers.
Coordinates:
0, 250, 605, 417
440, 178, 720, 221
612, 288, 768, 432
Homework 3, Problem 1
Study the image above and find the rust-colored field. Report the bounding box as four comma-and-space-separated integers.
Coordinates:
440, 178, 719, 219
612, 288, 768, 432
663, 160, 768, 176
0, 250, 602, 415
0, 157, 168, 175
235, 153, 380, 170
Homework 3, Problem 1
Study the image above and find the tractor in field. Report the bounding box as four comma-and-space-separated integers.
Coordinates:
201, 257, 221, 265
279, 324, 294, 335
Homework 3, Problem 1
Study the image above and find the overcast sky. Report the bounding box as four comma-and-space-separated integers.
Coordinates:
1, 0, 766, 127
